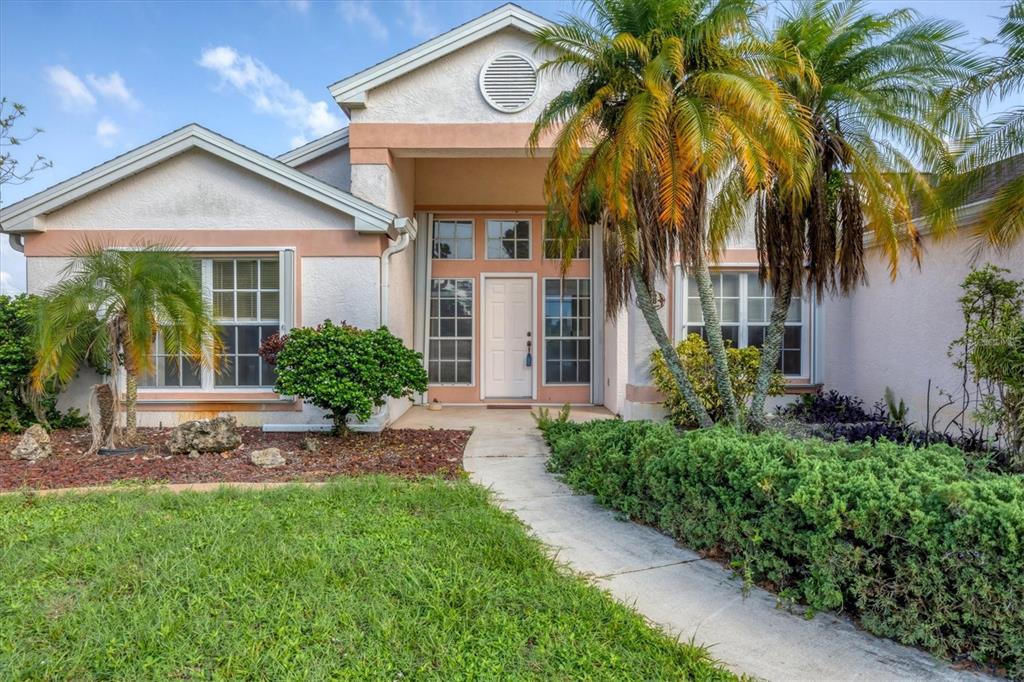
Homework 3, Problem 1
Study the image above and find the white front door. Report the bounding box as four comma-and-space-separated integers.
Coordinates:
484, 277, 533, 398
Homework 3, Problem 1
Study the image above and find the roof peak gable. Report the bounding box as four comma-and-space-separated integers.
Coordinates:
328, 3, 551, 112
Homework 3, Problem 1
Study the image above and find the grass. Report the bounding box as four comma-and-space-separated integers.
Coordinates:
0, 477, 735, 680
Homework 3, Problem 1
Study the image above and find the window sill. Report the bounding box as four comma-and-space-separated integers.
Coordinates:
782, 383, 821, 395
138, 390, 293, 404
136, 391, 301, 412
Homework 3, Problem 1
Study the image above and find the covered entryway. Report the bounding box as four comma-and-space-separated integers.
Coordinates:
483, 276, 534, 398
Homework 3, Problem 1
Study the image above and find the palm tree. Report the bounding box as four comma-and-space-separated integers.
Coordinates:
531, 0, 808, 427
32, 243, 219, 443
745, 0, 974, 428
946, 0, 1024, 251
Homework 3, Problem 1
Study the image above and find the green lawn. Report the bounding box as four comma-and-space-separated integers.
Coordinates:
0, 478, 734, 680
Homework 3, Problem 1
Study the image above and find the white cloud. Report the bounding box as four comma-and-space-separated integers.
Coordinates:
95, 117, 121, 147
402, 0, 438, 38
198, 46, 343, 142
86, 72, 140, 110
46, 65, 96, 111
338, 1, 388, 40
286, 0, 311, 11
0, 270, 17, 295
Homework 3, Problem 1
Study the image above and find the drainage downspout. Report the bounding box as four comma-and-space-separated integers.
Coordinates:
263, 217, 419, 434
379, 217, 416, 329
8, 233, 25, 253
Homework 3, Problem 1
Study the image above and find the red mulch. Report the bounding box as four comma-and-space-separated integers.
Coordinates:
0, 427, 470, 492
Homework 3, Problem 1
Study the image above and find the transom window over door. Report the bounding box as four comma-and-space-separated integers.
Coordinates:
213, 259, 280, 388
544, 278, 591, 384
681, 272, 807, 377
486, 219, 531, 259
432, 219, 474, 260
429, 279, 473, 384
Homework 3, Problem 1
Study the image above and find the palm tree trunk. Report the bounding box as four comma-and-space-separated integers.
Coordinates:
631, 266, 713, 429
691, 258, 741, 426
125, 369, 138, 442
748, 278, 794, 430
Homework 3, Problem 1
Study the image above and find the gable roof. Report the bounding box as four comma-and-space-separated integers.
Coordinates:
277, 128, 349, 166
328, 3, 551, 112
0, 124, 396, 236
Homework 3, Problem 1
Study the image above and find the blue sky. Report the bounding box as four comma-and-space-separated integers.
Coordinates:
1, 0, 1019, 293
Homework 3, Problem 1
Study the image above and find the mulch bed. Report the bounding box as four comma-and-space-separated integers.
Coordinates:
0, 427, 470, 492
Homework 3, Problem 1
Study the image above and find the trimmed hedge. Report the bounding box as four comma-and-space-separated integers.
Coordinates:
542, 419, 1024, 675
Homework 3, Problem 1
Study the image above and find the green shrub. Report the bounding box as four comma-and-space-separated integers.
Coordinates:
542, 419, 1024, 675
273, 321, 427, 432
950, 265, 1024, 467
651, 333, 785, 427
0, 294, 86, 432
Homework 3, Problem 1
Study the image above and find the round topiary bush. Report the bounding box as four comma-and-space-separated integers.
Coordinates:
270, 321, 427, 433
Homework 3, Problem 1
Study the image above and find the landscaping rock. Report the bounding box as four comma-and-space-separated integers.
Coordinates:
168, 417, 241, 455
10, 425, 52, 462
303, 437, 320, 453
249, 447, 285, 468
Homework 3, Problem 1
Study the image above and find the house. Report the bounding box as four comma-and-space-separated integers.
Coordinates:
2, 3, 1021, 429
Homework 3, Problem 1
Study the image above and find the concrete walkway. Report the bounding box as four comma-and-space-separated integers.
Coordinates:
395, 406, 991, 682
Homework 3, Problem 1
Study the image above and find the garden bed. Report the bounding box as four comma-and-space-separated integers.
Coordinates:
0, 427, 469, 491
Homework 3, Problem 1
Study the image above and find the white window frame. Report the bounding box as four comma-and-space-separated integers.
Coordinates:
542, 221, 591, 261
673, 268, 810, 378
541, 277, 593, 387
139, 249, 294, 392
431, 218, 475, 261
427, 277, 475, 386
484, 218, 532, 261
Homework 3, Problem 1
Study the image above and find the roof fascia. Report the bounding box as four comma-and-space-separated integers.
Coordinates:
276, 128, 350, 166
0, 124, 394, 235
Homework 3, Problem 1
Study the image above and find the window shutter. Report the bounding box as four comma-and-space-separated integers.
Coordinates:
280, 249, 295, 332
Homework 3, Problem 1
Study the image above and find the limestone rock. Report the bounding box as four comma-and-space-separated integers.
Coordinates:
168, 416, 241, 455
249, 447, 285, 468
11, 424, 52, 462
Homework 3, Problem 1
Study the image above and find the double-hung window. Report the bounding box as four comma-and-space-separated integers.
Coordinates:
679, 271, 807, 377
140, 261, 203, 388
432, 219, 474, 260
141, 255, 290, 390
543, 278, 591, 384
428, 279, 473, 384
486, 219, 531, 259
213, 259, 280, 388
543, 221, 590, 260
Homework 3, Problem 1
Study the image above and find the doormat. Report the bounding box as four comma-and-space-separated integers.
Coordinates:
486, 404, 534, 410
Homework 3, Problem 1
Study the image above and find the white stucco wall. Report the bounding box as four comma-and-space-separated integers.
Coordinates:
349, 157, 417, 422
300, 256, 380, 329
603, 311, 628, 416
351, 28, 577, 125
26, 256, 73, 295
295, 147, 351, 191
37, 149, 355, 231
823, 230, 1024, 427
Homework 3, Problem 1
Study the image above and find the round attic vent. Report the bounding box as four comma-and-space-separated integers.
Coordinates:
479, 52, 539, 113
